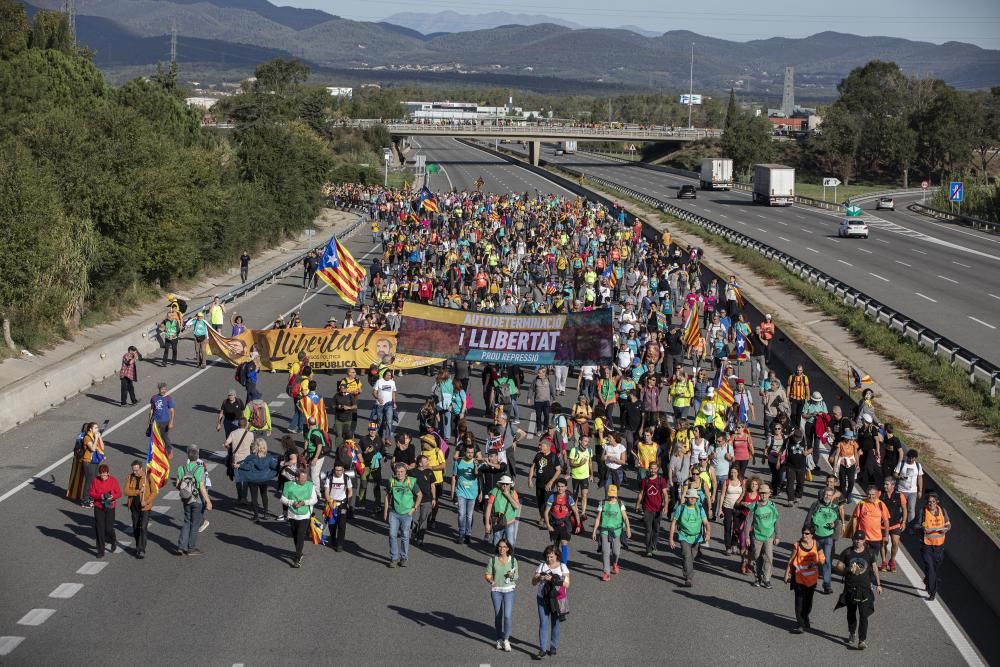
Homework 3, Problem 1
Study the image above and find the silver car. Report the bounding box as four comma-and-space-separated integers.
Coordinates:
876, 197, 895, 211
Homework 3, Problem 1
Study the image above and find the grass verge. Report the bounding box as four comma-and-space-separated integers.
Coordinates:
793, 182, 892, 202
562, 168, 1000, 537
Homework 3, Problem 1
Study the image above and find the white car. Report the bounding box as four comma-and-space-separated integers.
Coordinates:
839, 218, 869, 239
876, 197, 895, 211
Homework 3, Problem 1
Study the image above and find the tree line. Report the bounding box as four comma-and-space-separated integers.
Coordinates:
0, 4, 333, 352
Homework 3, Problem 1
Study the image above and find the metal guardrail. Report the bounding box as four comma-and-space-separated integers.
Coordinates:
908, 202, 1000, 234
559, 167, 1000, 397
145, 208, 368, 338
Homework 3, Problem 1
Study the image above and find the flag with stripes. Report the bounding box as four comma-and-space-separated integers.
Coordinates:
309, 514, 327, 545
733, 285, 745, 310
299, 395, 328, 436
683, 303, 701, 347
146, 421, 171, 489
317, 236, 366, 306
655, 310, 668, 331
730, 332, 751, 360
714, 366, 735, 407
850, 366, 874, 390
417, 186, 440, 214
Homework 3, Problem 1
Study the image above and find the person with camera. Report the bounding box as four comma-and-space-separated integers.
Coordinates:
484, 537, 519, 652
124, 459, 158, 559
532, 545, 571, 659
88, 463, 122, 558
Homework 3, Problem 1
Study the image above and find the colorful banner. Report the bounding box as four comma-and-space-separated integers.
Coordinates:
395, 303, 614, 366
206, 326, 441, 371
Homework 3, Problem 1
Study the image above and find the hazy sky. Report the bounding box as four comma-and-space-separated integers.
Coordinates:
287, 0, 999, 48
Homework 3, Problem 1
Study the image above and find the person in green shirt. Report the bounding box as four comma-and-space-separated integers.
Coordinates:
175, 446, 212, 556
484, 538, 519, 651
744, 484, 781, 588
384, 462, 422, 568
804, 486, 844, 594
669, 488, 710, 587
591, 484, 632, 582
485, 476, 521, 550
280, 468, 317, 568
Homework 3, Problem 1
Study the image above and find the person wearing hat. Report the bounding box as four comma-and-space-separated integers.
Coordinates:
801, 391, 827, 467
744, 483, 780, 588
485, 475, 521, 549
190, 311, 209, 368
669, 488, 711, 587
834, 530, 883, 649
856, 412, 884, 492
159, 304, 183, 366
592, 484, 632, 582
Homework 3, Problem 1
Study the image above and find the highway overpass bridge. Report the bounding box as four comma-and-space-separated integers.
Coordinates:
344, 121, 722, 165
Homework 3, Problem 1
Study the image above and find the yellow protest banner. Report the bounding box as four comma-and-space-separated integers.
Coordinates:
206, 326, 442, 371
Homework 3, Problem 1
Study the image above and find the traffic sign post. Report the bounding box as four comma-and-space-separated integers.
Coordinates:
921, 180, 929, 203
822, 177, 841, 203
949, 180, 964, 215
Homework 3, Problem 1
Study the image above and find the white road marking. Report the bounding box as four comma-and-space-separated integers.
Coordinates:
775, 220, 788, 226
0, 637, 25, 657
968, 316, 996, 330
277, 393, 290, 399
876, 239, 890, 244
828, 238, 841, 243
937, 275, 959, 284
915, 293, 937, 303
757, 214, 766, 219
152, 505, 171, 514
795, 215, 805, 219
49, 583, 83, 599
738, 209, 748, 213
17, 609, 55, 626
77, 561, 108, 575
719, 214, 728, 218
164, 490, 180, 500
868, 273, 890, 282
912, 248, 927, 255
778, 236, 791, 242
756, 227, 767, 233
952, 261, 971, 268
737, 221, 747, 226
800, 228, 814, 234
895, 260, 912, 267
270, 400, 285, 407
838, 260, 853, 266
806, 247, 819, 253
857, 248, 873, 254
990, 294, 1000, 300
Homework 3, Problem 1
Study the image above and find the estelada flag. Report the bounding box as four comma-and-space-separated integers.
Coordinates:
317, 235, 366, 306
850, 367, 874, 390
299, 394, 328, 436
714, 365, 735, 407
66, 444, 86, 502
683, 303, 701, 347
309, 515, 326, 545
146, 421, 171, 489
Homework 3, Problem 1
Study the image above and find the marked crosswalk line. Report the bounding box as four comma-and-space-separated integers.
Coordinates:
49, 583, 83, 599
0, 637, 25, 657
17, 609, 55, 626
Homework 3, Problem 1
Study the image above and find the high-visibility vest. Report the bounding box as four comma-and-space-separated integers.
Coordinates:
922, 507, 948, 546
787, 374, 809, 401
789, 542, 824, 587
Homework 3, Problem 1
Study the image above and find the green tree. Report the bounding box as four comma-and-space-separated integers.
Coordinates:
969, 88, 1000, 181
809, 102, 862, 185
723, 87, 738, 133
254, 58, 310, 95
0, 0, 29, 58
721, 110, 773, 178
26, 10, 72, 54
910, 80, 975, 182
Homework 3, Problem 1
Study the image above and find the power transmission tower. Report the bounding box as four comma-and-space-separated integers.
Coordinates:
62, 0, 76, 44
170, 19, 177, 65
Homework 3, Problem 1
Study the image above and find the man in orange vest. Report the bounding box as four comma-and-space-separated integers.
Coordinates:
920, 492, 950, 601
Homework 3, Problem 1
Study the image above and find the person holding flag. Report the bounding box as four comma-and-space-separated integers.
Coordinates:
124, 459, 159, 559
316, 235, 366, 306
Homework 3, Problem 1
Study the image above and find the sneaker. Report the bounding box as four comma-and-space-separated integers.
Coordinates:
927, 592, 936, 602
889, 559, 897, 573
399, 559, 408, 567
503, 640, 511, 652
612, 563, 620, 575
176, 548, 187, 556
496, 640, 504, 650
108, 543, 117, 553
548, 648, 557, 656
791, 626, 803, 634
823, 586, 833, 595
847, 633, 857, 645
291, 558, 301, 569
761, 581, 773, 589
752, 580, 762, 587
601, 573, 610, 582
535, 651, 546, 660
199, 520, 210, 532
187, 548, 202, 556
136, 551, 145, 559
463, 536, 471, 545
386, 560, 397, 568
858, 640, 867, 650
878, 562, 887, 572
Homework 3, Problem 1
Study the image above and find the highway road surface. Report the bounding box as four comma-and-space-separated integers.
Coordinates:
498, 141, 1000, 369
0, 169, 992, 666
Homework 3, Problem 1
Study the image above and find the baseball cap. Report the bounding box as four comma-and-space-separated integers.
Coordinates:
853, 530, 866, 541
368, 422, 379, 430
698, 452, 708, 460
606, 484, 619, 498
765, 314, 772, 320
760, 484, 771, 494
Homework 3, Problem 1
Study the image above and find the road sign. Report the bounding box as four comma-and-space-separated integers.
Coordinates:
921, 180, 929, 190
949, 181, 963, 202
845, 205, 863, 217
823, 177, 841, 187
427, 163, 440, 174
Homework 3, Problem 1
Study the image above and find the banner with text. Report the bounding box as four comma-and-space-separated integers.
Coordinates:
395, 303, 614, 365
206, 326, 442, 371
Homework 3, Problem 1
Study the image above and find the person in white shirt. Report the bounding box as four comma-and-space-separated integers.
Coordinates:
323, 462, 353, 551
577, 365, 598, 404
373, 369, 399, 441
603, 433, 626, 489
894, 449, 924, 532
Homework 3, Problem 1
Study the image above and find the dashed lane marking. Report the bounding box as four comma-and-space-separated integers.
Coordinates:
915, 293, 937, 303
0, 637, 25, 657
838, 260, 853, 266
17, 609, 55, 626
48, 583, 83, 599
912, 248, 927, 255
806, 247, 819, 253
165, 490, 180, 500
778, 236, 791, 242
270, 401, 285, 407
952, 261, 971, 268
152, 505, 171, 514
937, 275, 959, 284
895, 260, 912, 267
857, 248, 873, 254
800, 228, 814, 234
968, 316, 996, 330
868, 273, 890, 282
76, 561, 108, 575
756, 227, 767, 233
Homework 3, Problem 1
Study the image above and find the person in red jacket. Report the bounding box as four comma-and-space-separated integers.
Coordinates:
88, 464, 122, 558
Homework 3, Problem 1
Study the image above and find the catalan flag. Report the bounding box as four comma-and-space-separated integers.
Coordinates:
66, 437, 87, 502
147, 421, 171, 489
714, 365, 735, 408
683, 303, 701, 347
850, 366, 874, 391
299, 394, 328, 437
309, 514, 326, 545
732, 285, 745, 310
730, 331, 752, 361
417, 186, 439, 214
317, 235, 366, 306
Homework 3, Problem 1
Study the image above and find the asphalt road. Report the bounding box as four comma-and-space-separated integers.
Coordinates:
501, 142, 1000, 369
0, 176, 990, 666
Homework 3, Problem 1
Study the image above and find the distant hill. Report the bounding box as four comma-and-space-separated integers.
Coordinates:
28, 0, 1000, 94
382, 11, 585, 34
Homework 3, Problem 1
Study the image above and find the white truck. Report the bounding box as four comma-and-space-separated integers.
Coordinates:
699, 158, 733, 190
752, 164, 795, 206
559, 140, 577, 154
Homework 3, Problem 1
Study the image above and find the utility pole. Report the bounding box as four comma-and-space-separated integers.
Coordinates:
608, 98, 612, 124
170, 19, 177, 66
688, 42, 695, 129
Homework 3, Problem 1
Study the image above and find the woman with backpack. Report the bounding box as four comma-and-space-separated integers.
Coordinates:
236, 438, 279, 523
484, 537, 519, 652
592, 484, 632, 582
432, 369, 455, 440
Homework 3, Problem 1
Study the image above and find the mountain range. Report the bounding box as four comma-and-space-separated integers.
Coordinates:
381, 11, 663, 38
27, 0, 1000, 94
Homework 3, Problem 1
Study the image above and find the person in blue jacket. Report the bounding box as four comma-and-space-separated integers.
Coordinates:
236, 438, 279, 523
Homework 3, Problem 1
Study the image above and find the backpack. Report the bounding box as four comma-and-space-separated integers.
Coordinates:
178, 462, 203, 504
249, 402, 267, 429
555, 415, 574, 447
286, 373, 301, 399
235, 361, 250, 385
496, 380, 513, 405
73, 433, 85, 459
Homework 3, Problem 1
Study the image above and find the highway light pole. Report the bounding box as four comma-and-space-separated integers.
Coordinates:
688, 42, 695, 129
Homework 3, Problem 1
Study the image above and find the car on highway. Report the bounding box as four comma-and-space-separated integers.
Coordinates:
677, 184, 697, 199
838, 218, 869, 239
554, 149, 564, 156
876, 196, 895, 211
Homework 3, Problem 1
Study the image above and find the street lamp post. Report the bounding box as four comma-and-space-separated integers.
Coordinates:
688, 42, 695, 129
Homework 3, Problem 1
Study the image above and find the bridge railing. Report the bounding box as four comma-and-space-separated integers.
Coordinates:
342, 120, 721, 140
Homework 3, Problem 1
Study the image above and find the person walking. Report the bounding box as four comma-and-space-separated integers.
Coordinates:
834, 530, 883, 650
786, 365, 810, 427
123, 459, 158, 559
803, 486, 843, 594
920, 491, 951, 601
532, 545, 570, 659
485, 475, 521, 549
239, 251, 250, 283
235, 439, 279, 523
894, 449, 924, 533
543, 479, 581, 565
485, 538, 519, 652
191, 312, 209, 368
384, 462, 421, 568
669, 488, 711, 587
175, 446, 212, 556
281, 467, 316, 568
411, 454, 437, 546
784, 527, 825, 633
216, 390, 245, 439
716, 468, 744, 555
118, 346, 140, 406
531, 368, 553, 432
148, 382, 176, 450
88, 464, 121, 558
322, 462, 352, 552
744, 484, 780, 588
208, 296, 226, 331
451, 444, 480, 545
224, 417, 253, 505
635, 462, 668, 557
592, 484, 631, 582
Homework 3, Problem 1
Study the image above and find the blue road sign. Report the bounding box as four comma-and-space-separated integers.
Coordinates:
949, 181, 964, 202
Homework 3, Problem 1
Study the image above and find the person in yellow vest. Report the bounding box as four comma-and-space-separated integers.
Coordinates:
786, 365, 810, 426
208, 296, 225, 331
693, 400, 725, 432
670, 370, 694, 420
920, 492, 950, 601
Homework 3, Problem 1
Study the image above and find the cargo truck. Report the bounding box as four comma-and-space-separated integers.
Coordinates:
700, 158, 733, 190
560, 140, 577, 154
752, 164, 795, 206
